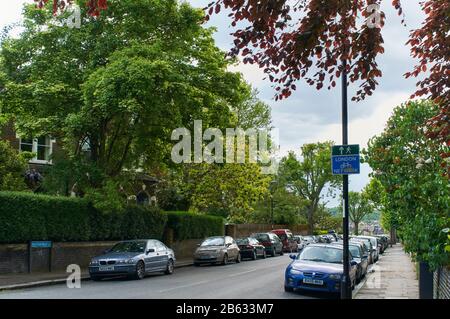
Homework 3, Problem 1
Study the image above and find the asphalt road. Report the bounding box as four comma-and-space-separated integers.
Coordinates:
0, 254, 340, 299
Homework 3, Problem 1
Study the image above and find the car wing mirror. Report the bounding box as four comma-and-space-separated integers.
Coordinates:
146, 248, 155, 254
350, 260, 358, 266
289, 254, 297, 260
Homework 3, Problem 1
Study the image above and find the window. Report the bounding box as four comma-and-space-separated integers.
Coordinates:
19, 136, 53, 163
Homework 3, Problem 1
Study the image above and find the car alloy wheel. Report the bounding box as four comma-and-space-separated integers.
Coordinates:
165, 259, 174, 275
135, 261, 145, 280
252, 250, 257, 260
271, 247, 276, 257
222, 254, 228, 265
236, 253, 241, 263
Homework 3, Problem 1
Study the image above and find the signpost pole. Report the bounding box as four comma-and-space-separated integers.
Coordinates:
341, 59, 352, 299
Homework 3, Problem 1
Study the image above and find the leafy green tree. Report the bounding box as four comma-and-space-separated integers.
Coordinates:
278, 141, 341, 234
314, 205, 342, 233
0, 0, 247, 188
0, 141, 30, 191
364, 100, 450, 269
344, 191, 374, 235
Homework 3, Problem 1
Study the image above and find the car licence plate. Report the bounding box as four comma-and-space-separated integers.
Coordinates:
99, 266, 114, 271
303, 278, 323, 285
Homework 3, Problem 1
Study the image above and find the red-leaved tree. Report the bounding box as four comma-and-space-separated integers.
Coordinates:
203, 0, 449, 175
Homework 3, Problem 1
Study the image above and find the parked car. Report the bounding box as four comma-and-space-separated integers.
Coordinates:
331, 242, 369, 283
271, 229, 299, 252
284, 244, 358, 294
350, 237, 375, 264
193, 236, 240, 266
236, 237, 266, 260
89, 239, 175, 281
328, 231, 339, 242
293, 235, 305, 250
302, 236, 316, 245
251, 232, 283, 257
357, 236, 380, 262
318, 235, 332, 243
375, 235, 389, 253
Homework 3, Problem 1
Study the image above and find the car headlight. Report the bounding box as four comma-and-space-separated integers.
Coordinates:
329, 274, 342, 280
89, 260, 99, 266
289, 269, 302, 275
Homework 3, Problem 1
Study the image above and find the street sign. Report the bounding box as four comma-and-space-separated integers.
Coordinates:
331, 144, 360, 175
30, 241, 52, 248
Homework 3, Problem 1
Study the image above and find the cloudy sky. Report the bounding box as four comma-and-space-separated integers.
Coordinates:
1, 1, 425, 206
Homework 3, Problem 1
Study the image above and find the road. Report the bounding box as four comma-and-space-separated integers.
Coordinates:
0, 254, 341, 299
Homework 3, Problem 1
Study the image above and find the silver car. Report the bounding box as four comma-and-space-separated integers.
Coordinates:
194, 236, 241, 265
89, 239, 176, 280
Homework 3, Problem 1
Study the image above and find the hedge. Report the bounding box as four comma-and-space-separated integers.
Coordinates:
0, 192, 167, 243
166, 211, 224, 241
0, 192, 224, 244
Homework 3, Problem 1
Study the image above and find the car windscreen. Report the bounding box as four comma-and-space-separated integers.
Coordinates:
201, 237, 225, 246
278, 234, 287, 241
349, 245, 361, 258
254, 234, 269, 242
299, 246, 343, 264
236, 239, 249, 245
110, 241, 146, 253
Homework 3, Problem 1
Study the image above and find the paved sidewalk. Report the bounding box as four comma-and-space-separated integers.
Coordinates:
355, 244, 419, 299
0, 259, 193, 291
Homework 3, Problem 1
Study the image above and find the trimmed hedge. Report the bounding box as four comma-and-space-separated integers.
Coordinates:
166, 211, 224, 241
0, 192, 167, 243
0, 192, 224, 243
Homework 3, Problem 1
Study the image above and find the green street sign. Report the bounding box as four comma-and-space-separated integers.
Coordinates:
332, 144, 359, 156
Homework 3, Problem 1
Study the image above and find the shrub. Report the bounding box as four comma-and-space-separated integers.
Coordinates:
166, 211, 224, 241
0, 192, 167, 243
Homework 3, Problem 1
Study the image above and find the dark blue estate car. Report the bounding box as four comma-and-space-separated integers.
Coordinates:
89, 240, 176, 281
284, 244, 357, 294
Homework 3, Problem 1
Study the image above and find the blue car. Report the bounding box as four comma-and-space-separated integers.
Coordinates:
284, 244, 358, 294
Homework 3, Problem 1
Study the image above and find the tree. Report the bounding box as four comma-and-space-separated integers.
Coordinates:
364, 100, 450, 270
203, 0, 449, 172
344, 191, 374, 235
0, 141, 30, 191
1, 0, 251, 190
314, 204, 342, 233
278, 141, 341, 234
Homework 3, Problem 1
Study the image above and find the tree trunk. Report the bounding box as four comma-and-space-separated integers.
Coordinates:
354, 221, 359, 235
307, 206, 314, 235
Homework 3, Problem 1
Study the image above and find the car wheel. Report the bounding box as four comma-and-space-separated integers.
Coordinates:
236, 253, 241, 263
90, 275, 101, 281
279, 249, 284, 256
194, 262, 200, 267
134, 261, 145, 280
284, 285, 294, 292
262, 250, 267, 259
165, 259, 174, 275
252, 250, 257, 260
271, 247, 276, 257
222, 254, 228, 265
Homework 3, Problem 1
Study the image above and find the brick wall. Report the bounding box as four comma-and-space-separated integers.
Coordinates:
225, 224, 309, 238
0, 239, 201, 276
434, 266, 450, 299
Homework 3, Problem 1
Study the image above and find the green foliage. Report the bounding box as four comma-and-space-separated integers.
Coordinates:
182, 163, 270, 222
339, 190, 374, 235
364, 100, 450, 269
165, 211, 224, 241
0, 191, 167, 243
0, 141, 29, 191
278, 141, 341, 233
314, 205, 342, 233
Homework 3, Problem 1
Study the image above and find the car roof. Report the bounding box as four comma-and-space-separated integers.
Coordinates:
307, 244, 343, 250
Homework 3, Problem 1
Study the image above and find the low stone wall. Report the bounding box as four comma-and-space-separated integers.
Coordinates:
0, 239, 200, 275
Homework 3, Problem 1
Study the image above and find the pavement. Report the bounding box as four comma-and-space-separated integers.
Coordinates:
0, 254, 326, 299
354, 243, 419, 299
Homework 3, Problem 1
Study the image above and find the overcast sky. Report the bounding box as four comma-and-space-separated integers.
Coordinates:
1, 1, 425, 206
